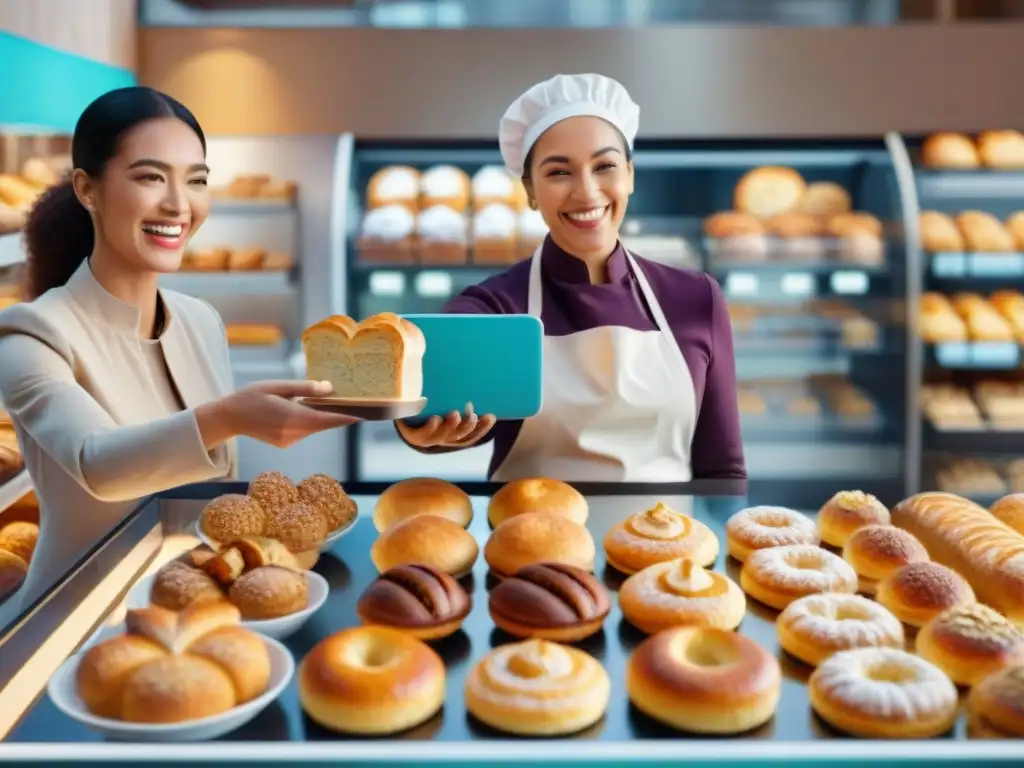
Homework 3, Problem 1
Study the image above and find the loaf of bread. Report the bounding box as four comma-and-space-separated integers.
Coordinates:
301, 313, 426, 400
891, 493, 1024, 626
918, 293, 968, 343
977, 131, 1024, 170
957, 211, 1014, 253
919, 211, 964, 253
921, 133, 979, 169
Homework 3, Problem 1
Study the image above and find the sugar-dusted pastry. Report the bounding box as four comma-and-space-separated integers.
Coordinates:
301, 313, 426, 401
472, 203, 519, 264
627, 627, 781, 734
809, 648, 958, 738
968, 665, 1024, 738
817, 490, 891, 548
765, 212, 825, 260
919, 210, 965, 253
740, 545, 858, 611
734, 166, 807, 219
725, 506, 818, 562
265, 501, 329, 555
374, 477, 473, 532
465, 639, 610, 736
977, 130, 1024, 170
957, 210, 1015, 252
603, 501, 718, 574
777, 593, 904, 667
488, 562, 610, 642
842, 524, 930, 595
825, 212, 885, 266
358, 563, 472, 640
916, 603, 1024, 687
357, 205, 417, 263
366, 166, 420, 210
921, 133, 980, 169
518, 208, 549, 259
247, 471, 299, 515
484, 512, 595, 578
875, 561, 976, 628
297, 474, 357, 531
200, 493, 267, 546
471, 165, 524, 210
419, 165, 470, 211
796, 181, 852, 218
229, 565, 309, 620
371, 514, 479, 578
619, 558, 745, 634
703, 211, 769, 259
488, 477, 588, 528
416, 204, 468, 265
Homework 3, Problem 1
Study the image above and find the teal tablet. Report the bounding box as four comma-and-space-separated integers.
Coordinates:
401, 314, 544, 422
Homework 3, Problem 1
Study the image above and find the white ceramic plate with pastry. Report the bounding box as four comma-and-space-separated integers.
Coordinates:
295, 395, 427, 420
126, 570, 330, 640
47, 635, 294, 742
193, 515, 358, 554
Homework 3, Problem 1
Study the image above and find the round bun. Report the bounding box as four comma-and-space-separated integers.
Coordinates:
627, 626, 781, 735
247, 471, 299, 515
149, 561, 226, 611
484, 513, 595, 579
0, 521, 38, 563
358, 563, 472, 640
619, 558, 745, 634
842, 524, 930, 594
297, 474, 357, 531
776, 593, 904, 667
968, 665, 1024, 738
199, 494, 266, 544
922, 132, 980, 169
817, 490, 890, 548
265, 501, 328, 554
809, 647, 959, 738
488, 562, 610, 643
796, 181, 852, 218
373, 478, 473, 532
487, 478, 588, 528
0, 549, 28, 597
465, 638, 610, 736
725, 506, 817, 563
228, 565, 309, 620
990, 493, 1024, 535
740, 545, 857, 611
875, 561, 976, 628
371, 514, 479, 577
603, 502, 718, 574
734, 166, 807, 219
298, 626, 445, 735
367, 166, 420, 210
916, 603, 1024, 687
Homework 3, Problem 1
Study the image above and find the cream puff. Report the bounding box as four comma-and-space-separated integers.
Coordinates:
367, 166, 420, 210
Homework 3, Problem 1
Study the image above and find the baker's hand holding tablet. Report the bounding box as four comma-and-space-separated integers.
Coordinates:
397, 402, 496, 449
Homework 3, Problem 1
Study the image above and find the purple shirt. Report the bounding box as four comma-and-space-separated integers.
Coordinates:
409, 236, 746, 480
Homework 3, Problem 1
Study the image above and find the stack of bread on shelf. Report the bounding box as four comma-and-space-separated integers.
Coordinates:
919, 291, 1024, 343
703, 167, 884, 265
727, 299, 880, 350
921, 131, 1024, 170
0, 155, 70, 234
920, 210, 1024, 254
180, 246, 293, 272
211, 173, 297, 201
357, 165, 548, 266
924, 379, 1024, 431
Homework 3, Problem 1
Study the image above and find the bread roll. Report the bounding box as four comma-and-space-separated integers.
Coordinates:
373, 477, 473, 532
919, 211, 964, 253
921, 133, 979, 169
796, 182, 851, 218
367, 166, 420, 211
357, 205, 417, 264
247, 471, 299, 515
890, 492, 1024, 625
302, 313, 426, 401
149, 561, 226, 611
200, 494, 266, 544
297, 474, 357, 531
0, 549, 27, 598
734, 167, 806, 219
957, 211, 1014, 253
918, 292, 968, 343
228, 566, 309, 620
977, 130, 1024, 170
471, 166, 528, 211
487, 478, 588, 528
418, 165, 470, 212
1005, 212, 1024, 251
484, 513, 595, 578
371, 514, 479, 577
473, 203, 519, 265
703, 212, 769, 259
416, 205, 469, 265
0, 520, 37, 563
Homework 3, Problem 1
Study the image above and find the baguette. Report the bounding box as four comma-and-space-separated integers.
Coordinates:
891, 492, 1024, 626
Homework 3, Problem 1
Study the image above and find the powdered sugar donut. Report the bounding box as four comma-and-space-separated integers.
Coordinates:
725, 506, 818, 562
777, 593, 904, 667
740, 545, 857, 610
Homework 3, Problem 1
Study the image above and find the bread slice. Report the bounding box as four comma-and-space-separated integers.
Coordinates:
301, 312, 426, 400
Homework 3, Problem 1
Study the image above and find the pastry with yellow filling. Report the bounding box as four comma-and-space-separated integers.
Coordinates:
619, 558, 746, 634
603, 502, 719, 575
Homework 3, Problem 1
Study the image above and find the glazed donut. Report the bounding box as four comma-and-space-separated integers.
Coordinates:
603, 502, 719, 574
817, 491, 891, 548
967, 665, 1024, 738
619, 558, 746, 634
842, 524, 929, 595
777, 593, 905, 667
916, 603, 1024, 687
464, 639, 610, 736
627, 626, 781, 734
725, 506, 817, 563
740, 545, 858, 611
808, 647, 959, 738
875, 561, 976, 629
298, 626, 445, 735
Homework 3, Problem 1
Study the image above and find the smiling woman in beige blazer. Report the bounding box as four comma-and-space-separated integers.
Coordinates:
0, 88, 356, 617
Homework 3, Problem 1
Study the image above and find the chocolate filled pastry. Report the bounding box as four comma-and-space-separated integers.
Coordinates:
199, 494, 267, 545
875, 561, 976, 628
228, 565, 309, 620
842, 524, 930, 595
373, 477, 473, 532
627, 626, 781, 735
967, 665, 1024, 738
484, 512, 595, 579
487, 477, 588, 528
247, 471, 299, 515
777, 593, 904, 667
464, 638, 611, 736
603, 502, 719, 574
817, 490, 890, 548
916, 603, 1024, 687
371, 514, 479, 578
725, 506, 817, 563
149, 561, 226, 612
619, 558, 746, 634
297, 474, 357, 531
488, 562, 610, 642
740, 545, 858, 611
358, 563, 472, 640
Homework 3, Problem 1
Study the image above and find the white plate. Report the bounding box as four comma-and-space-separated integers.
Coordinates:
127, 570, 329, 640
193, 513, 358, 554
47, 634, 294, 742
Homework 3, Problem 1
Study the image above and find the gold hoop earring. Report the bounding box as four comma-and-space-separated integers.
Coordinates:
528, 199, 538, 210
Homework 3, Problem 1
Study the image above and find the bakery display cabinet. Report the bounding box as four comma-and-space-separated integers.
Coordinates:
339, 140, 908, 509
889, 131, 1024, 505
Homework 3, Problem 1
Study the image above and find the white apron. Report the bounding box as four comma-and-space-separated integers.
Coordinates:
492, 245, 698, 482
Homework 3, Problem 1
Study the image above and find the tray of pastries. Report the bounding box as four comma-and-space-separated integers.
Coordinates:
920, 131, 1024, 171
919, 210, 1024, 255
918, 291, 1024, 345
16, 476, 1024, 744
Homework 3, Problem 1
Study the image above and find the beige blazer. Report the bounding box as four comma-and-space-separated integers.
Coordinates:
0, 260, 236, 618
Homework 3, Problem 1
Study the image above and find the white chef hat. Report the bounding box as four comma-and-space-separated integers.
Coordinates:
498, 73, 640, 177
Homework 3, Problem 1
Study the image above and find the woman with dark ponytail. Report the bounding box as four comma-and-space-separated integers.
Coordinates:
0, 87, 357, 613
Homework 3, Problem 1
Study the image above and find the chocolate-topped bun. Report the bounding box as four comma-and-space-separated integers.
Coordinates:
489, 562, 610, 643
357, 564, 471, 640
248, 471, 299, 514
297, 474, 357, 531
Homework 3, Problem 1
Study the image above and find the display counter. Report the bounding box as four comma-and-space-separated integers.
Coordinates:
0, 480, 1019, 762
